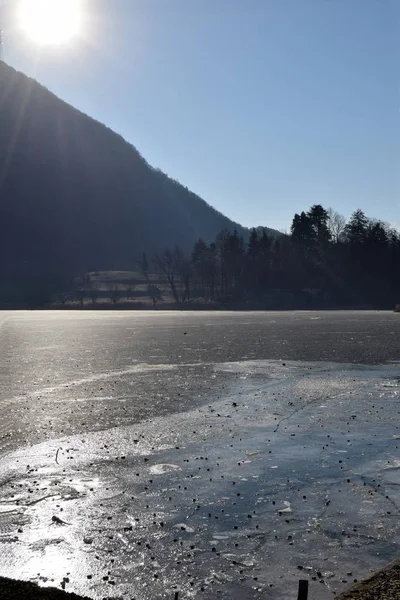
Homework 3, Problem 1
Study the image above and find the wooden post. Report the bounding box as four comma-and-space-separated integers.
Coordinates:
174, 593, 179, 600
297, 579, 309, 600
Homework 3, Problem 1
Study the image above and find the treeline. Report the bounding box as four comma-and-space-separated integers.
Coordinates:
150, 206, 400, 309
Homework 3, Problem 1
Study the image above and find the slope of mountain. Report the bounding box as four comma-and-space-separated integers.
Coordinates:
0, 62, 279, 303
254, 225, 282, 237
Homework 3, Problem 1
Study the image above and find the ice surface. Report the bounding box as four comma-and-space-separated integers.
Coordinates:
0, 356, 399, 599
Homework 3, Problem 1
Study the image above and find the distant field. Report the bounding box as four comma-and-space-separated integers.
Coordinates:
53, 270, 400, 311
54, 270, 178, 308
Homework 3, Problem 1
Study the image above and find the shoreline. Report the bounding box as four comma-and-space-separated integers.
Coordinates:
1, 559, 399, 600
335, 558, 400, 599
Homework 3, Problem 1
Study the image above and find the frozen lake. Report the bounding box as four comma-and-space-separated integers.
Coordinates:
0, 311, 399, 599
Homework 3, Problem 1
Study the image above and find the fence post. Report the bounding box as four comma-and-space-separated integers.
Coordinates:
297, 579, 309, 600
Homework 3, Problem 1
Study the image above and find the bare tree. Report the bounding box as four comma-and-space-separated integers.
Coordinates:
147, 284, 163, 309
154, 249, 180, 303
174, 246, 192, 302
327, 208, 346, 243
76, 289, 85, 306
85, 275, 99, 305
104, 274, 120, 304
57, 291, 68, 305
89, 282, 99, 305
74, 276, 86, 306
138, 252, 149, 281
109, 285, 120, 304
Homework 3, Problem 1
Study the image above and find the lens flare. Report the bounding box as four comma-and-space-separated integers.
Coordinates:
18, 0, 81, 46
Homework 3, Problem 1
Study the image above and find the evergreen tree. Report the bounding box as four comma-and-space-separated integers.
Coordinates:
344, 209, 368, 244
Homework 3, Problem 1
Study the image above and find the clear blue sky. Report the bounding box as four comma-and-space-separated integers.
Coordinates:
4, 0, 399, 231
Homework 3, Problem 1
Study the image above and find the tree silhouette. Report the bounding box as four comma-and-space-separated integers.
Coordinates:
158, 205, 400, 310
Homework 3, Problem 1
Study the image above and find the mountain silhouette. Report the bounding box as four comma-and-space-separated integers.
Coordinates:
0, 62, 277, 303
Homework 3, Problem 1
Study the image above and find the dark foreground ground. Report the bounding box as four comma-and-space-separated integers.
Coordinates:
0, 311, 399, 600
336, 558, 400, 600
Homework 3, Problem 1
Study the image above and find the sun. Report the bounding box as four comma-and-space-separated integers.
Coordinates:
18, 0, 82, 46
